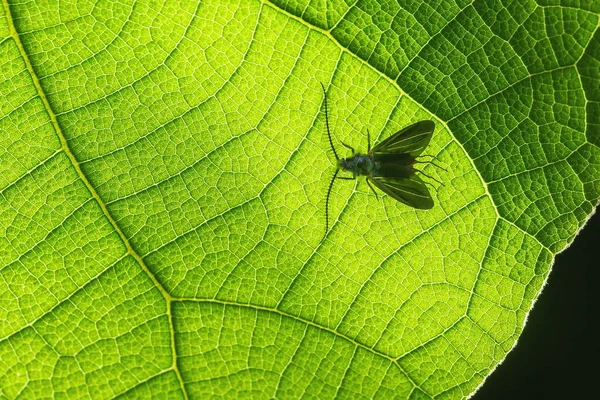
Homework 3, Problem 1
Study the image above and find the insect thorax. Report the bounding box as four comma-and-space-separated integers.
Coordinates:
338, 154, 375, 176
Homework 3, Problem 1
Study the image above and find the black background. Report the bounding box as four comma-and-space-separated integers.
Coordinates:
474, 210, 598, 399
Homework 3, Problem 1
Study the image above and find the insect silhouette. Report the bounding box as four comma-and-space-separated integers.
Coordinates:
320, 83, 442, 241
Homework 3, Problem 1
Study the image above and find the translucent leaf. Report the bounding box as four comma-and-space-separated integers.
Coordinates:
1, 0, 598, 398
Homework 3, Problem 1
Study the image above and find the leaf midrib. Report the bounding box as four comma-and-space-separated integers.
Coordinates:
3, 1, 190, 397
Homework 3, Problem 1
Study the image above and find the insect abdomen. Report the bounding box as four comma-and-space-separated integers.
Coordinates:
372, 153, 415, 178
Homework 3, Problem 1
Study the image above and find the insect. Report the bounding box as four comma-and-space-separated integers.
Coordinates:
320, 83, 441, 240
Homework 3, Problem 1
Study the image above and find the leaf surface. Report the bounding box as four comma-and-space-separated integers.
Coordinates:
1, 0, 598, 398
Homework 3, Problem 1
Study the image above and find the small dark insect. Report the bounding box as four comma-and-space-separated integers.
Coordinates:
320, 83, 442, 241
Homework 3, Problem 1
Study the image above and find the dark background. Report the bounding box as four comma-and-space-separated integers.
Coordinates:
474, 210, 598, 399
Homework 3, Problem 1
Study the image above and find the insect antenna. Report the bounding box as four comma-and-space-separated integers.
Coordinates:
320, 82, 340, 161
322, 169, 340, 242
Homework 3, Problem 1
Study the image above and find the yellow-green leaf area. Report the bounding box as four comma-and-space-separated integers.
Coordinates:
1, 0, 598, 399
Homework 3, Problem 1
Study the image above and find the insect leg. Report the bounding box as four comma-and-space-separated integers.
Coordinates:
414, 160, 448, 172
366, 178, 379, 199
337, 175, 356, 180
417, 170, 445, 186
367, 129, 371, 152
340, 141, 355, 154
417, 154, 441, 160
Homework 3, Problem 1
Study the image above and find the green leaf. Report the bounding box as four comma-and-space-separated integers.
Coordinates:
1, 0, 598, 398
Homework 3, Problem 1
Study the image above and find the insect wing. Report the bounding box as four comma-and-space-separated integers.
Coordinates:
372, 120, 434, 156
373, 153, 415, 178
369, 174, 434, 209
